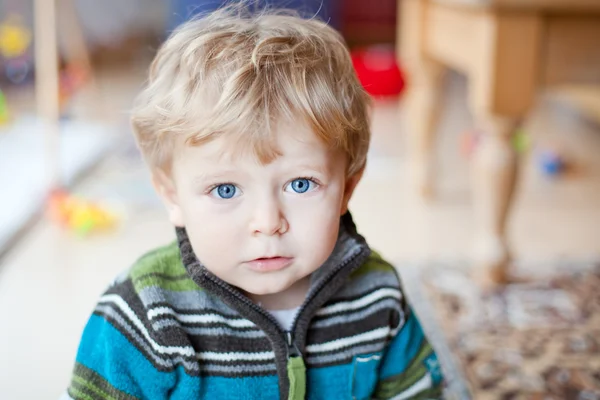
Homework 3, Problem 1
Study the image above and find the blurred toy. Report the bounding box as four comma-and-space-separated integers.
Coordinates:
48, 190, 117, 235
5, 58, 29, 83
59, 63, 89, 111
0, 89, 9, 124
351, 45, 405, 97
460, 129, 482, 158
462, 128, 531, 159
538, 148, 566, 177
0, 14, 33, 84
512, 129, 531, 154
0, 15, 31, 59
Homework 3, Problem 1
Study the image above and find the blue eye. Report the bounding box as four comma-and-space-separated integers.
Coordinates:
286, 178, 315, 194
212, 184, 238, 199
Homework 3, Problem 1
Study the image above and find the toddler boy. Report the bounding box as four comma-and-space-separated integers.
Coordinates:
64, 4, 444, 399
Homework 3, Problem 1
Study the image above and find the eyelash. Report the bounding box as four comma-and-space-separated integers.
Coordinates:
206, 177, 321, 193
206, 182, 235, 194
295, 176, 319, 185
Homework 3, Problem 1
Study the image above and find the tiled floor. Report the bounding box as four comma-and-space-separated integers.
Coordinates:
0, 68, 599, 399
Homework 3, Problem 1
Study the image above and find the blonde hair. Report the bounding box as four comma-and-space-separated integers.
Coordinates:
131, 3, 371, 176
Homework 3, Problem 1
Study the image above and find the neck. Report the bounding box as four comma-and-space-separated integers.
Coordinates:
245, 274, 311, 311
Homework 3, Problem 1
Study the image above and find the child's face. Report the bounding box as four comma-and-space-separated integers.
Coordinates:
154, 121, 363, 297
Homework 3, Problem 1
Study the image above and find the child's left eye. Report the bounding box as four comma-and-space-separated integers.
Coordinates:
210, 184, 240, 199
285, 178, 317, 194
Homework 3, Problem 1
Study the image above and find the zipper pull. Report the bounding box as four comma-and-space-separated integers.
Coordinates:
286, 331, 300, 357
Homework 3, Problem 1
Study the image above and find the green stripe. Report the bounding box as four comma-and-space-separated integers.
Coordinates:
133, 274, 201, 292
374, 340, 436, 398
68, 384, 96, 400
384, 340, 432, 390
127, 241, 201, 293
72, 363, 138, 400
350, 252, 396, 279
129, 242, 186, 281
134, 272, 190, 282
72, 375, 116, 400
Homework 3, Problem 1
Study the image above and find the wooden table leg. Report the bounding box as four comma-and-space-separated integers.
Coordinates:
467, 12, 542, 288
35, 0, 61, 191
471, 115, 518, 288
405, 61, 446, 198
400, 0, 446, 198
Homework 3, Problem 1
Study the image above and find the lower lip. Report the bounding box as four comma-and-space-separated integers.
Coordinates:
245, 257, 293, 272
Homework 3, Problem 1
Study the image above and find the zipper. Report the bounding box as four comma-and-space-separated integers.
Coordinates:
206, 272, 300, 359
205, 245, 366, 354
205, 272, 285, 333
203, 245, 368, 398
287, 331, 300, 357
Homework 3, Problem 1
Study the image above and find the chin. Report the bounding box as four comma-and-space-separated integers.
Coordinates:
242, 279, 290, 296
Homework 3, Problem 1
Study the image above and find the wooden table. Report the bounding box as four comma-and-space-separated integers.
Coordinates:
398, 0, 600, 286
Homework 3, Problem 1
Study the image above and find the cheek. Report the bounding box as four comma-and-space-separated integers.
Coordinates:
178, 195, 243, 267
286, 189, 343, 260
293, 211, 339, 268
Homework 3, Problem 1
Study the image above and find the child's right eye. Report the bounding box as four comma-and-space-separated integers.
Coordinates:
210, 184, 240, 199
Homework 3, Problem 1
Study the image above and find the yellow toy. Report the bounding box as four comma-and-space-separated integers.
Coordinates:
0, 89, 9, 124
48, 190, 117, 236
0, 15, 32, 59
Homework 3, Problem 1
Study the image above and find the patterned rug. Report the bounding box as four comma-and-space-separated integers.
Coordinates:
401, 260, 600, 400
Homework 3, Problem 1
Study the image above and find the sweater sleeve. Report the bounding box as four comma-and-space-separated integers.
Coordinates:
372, 304, 445, 399
64, 281, 202, 400
64, 310, 177, 400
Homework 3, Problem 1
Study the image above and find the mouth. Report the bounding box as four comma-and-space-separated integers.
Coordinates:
244, 257, 293, 273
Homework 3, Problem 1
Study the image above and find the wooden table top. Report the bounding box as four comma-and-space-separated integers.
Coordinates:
430, 0, 600, 12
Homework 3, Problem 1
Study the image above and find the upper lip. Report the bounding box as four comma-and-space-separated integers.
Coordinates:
248, 255, 290, 261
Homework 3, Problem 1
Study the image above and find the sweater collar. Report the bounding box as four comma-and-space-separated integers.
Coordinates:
176, 212, 371, 325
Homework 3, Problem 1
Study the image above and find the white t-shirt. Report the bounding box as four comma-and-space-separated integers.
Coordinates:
267, 306, 300, 331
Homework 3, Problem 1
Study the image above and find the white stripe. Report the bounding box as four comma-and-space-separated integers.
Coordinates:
306, 326, 390, 354
316, 288, 402, 316
99, 294, 195, 357
148, 306, 256, 328
197, 350, 275, 362
355, 354, 382, 363
306, 342, 387, 365
390, 373, 433, 400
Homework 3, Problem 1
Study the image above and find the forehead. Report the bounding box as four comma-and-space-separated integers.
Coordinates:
175, 120, 344, 170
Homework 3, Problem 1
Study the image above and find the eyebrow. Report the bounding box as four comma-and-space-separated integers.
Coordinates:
192, 170, 240, 184
294, 163, 330, 176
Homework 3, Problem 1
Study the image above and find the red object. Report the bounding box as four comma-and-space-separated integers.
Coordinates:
351, 45, 405, 97
460, 129, 482, 158
59, 64, 89, 107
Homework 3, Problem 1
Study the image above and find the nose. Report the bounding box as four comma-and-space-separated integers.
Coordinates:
250, 196, 288, 236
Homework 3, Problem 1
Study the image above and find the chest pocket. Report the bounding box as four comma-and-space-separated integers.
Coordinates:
351, 353, 382, 400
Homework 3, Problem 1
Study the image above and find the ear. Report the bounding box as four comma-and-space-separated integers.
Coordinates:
152, 169, 185, 227
340, 165, 365, 215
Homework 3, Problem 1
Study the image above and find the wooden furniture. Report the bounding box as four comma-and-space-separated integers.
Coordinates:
34, 0, 97, 192
35, 0, 61, 190
398, 0, 600, 287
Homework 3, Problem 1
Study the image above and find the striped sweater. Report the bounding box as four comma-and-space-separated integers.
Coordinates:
65, 214, 444, 399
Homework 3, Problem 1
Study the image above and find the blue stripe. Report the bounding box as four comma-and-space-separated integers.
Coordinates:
76, 315, 280, 399
378, 311, 426, 379
199, 375, 280, 400
307, 362, 354, 399
76, 314, 199, 399
306, 355, 381, 400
